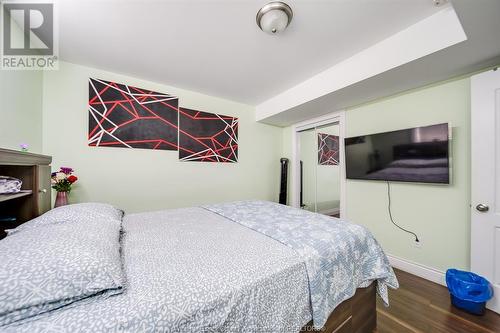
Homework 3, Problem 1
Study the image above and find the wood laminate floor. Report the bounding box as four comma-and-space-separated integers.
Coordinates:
375, 268, 500, 333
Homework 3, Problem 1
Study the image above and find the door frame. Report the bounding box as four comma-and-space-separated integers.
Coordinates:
290, 110, 346, 219
471, 68, 500, 313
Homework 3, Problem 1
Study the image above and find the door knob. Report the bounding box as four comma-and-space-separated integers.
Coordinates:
476, 204, 489, 212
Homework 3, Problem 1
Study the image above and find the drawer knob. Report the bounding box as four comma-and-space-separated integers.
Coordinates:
39, 189, 47, 194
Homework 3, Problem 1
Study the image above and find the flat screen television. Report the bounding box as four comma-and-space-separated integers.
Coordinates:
345, 123, 450, 184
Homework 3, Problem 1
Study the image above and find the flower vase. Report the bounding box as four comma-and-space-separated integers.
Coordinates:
54, 191, 68, 208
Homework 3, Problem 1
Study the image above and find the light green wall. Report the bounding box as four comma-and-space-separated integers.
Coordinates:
282, 77, 471, 272
42, 62, 283, 212
0, 17, 43, 153
0, 71, 43, 152
346, 78, 470, 272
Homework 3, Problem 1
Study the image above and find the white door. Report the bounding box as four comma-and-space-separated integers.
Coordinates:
471, 68, 500, 314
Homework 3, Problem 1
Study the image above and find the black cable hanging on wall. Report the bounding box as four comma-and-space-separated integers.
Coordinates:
386, 181, 420, 242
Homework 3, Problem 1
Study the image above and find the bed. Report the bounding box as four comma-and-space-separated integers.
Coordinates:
0, 201, 398, 333
365, 158, 449, 183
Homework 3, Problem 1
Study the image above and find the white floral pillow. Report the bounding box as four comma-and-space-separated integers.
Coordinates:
0, 213, 124, 326
6, 202, 124, 236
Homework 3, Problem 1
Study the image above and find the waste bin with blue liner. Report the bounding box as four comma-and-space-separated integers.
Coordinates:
446, 269, 494, 315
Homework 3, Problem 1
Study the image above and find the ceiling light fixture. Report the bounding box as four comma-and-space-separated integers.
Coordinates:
256, 1, 293, 35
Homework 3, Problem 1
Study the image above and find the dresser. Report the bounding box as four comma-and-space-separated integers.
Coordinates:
0, 148, 52, 239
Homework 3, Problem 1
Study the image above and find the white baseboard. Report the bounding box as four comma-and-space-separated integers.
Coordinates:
387, 254, 446, 287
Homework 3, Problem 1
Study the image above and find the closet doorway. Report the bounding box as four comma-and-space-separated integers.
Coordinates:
291, 112, 346, 219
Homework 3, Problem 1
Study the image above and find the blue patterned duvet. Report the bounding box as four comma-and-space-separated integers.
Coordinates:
203, 201, 399, 328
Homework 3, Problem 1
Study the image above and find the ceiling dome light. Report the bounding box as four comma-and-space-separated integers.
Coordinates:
256, 2, 293, 35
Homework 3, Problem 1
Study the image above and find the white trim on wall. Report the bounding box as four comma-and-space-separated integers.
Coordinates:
387, 254, 446, 287
290, 111, 346, 219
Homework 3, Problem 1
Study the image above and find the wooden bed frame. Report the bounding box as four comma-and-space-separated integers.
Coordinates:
300, 283, 376, 333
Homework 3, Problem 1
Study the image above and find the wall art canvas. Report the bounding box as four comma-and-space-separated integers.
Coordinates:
318, 133, 339, 165
179, 108, 238, 163
88, 78, 179, 150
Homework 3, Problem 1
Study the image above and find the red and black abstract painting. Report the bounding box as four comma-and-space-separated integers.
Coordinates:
88, 78, 179, 150
179, 108, 238, 163
318, 133, 339, 165
88, 78, 239, 162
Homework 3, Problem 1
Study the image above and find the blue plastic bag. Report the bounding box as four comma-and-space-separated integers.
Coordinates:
446, 269, 494, 315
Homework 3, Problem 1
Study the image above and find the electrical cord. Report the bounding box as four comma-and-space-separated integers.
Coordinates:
387, 181, 420, 242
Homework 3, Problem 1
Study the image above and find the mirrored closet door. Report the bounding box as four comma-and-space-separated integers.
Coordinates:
298, 122, 341, 217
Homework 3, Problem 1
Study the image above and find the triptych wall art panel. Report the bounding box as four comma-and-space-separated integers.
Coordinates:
179, 108, 238, 163
88, 78, 179, 150
318, 133, 339, 165
88, 78, 238, 162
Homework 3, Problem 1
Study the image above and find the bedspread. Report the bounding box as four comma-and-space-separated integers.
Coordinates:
3, 207, 311, 333
203, 200, 399, 328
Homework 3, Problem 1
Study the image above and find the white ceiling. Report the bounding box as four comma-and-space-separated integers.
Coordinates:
56, 0, 443, 105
